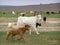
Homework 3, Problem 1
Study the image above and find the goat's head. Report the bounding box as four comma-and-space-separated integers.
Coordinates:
25, 25, 30, 30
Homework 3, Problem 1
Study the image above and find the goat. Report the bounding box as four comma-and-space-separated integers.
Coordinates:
17, 15, 42, 35
6, 23, 30, 41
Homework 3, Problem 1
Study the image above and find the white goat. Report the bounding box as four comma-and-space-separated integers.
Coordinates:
12, 11, 15, 15
17, 15, 42, 35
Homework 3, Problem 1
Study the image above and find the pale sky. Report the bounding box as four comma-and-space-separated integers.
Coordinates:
0, 0, 60, 6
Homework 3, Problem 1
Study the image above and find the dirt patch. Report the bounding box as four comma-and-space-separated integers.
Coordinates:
0, 18, 60, 23
47, 18, 60, 21
0, 17, 17, 23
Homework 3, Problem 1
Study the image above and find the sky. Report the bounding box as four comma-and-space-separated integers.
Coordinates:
0, 0, 60, 6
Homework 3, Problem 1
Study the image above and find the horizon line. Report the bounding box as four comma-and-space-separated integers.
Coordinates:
0, 2, 59, 6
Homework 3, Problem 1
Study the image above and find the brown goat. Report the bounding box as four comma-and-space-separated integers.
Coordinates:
6, 25, 30, 41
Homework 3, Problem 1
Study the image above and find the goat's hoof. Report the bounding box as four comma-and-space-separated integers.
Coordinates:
6, 38, 8, 40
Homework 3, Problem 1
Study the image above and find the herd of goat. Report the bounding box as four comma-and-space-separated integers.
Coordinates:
6, 14, 46, 42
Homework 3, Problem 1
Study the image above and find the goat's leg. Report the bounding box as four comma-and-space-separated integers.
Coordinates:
20, 36, 24, 42
6, 33, 11, 40
11, 34, 15, 40
29, 29, 32, 35
29, 27, 32, 35
20, 33, 24, 42
33, 26, 40, 35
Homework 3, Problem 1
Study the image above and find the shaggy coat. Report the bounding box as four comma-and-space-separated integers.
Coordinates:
6, 25, 30, 41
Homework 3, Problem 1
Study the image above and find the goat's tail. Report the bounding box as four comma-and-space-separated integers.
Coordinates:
8, 23, 14, 27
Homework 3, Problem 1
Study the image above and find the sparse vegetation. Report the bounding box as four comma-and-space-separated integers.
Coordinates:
58, 11, 60, 13
0, 31, 60, 45
46, 12, 50, 14
51, 12, 55, 14
0, 12, 60, 18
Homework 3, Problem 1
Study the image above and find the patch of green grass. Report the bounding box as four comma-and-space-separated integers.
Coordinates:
0, 31, 60, 45
0, 12, 20, 17
0, 12, 60, 18
42, 13, 60, 18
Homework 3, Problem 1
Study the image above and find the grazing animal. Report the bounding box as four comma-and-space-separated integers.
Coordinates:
12, 11, 15, 15
43, 17, 46, 23
17, 15, 42, 35
6, 23, 30, 41
21, 14, 25, 16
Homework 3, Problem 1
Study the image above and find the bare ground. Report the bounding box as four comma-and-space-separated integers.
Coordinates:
0, 18, 60, 31
0, 18, 60, 23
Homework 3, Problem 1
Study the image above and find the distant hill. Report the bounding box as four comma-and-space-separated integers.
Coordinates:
0, 3, 60, 12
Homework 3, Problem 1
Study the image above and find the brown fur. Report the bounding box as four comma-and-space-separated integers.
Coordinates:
6, 25, 30, 41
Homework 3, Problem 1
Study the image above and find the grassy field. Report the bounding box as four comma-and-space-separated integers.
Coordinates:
0, 12, 60, 45
41, 13, 60, 18
0, 12, 60, 18
0, 31, 60, 45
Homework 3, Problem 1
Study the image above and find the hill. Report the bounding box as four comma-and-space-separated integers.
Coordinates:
0, 3, 60, 12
